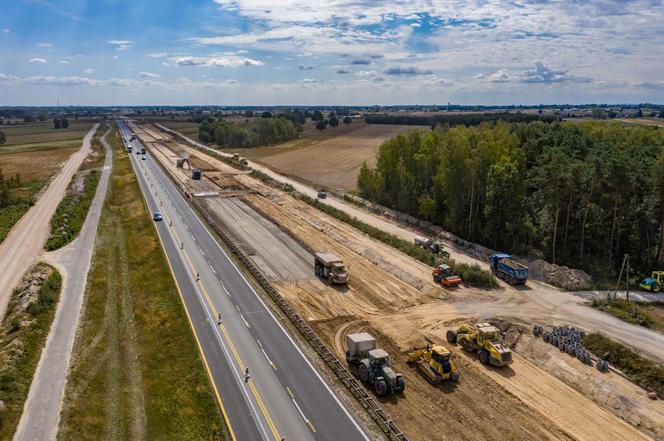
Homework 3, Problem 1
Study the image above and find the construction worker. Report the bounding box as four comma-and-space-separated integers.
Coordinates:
244, 367, 251, 383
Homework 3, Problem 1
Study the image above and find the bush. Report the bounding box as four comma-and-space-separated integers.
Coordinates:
583, 333, 664, 397
26, 270, 62, 316
591, 298, 653, 328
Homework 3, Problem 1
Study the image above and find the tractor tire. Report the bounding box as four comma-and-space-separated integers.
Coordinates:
450, 372, 460, 382
374, 379, 388, 396
479, 349, 490, 365
654, 284, 661, 293
396, 376, 406, 393
359, 364, 369, 383
543, 332, 550, 343
446, 330, 457, 344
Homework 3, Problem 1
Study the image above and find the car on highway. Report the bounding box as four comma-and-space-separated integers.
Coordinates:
142, 155, 146, 160
153, 212, 163, 222
317, 190, 327, 199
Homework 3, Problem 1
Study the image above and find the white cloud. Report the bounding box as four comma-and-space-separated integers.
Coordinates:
520, 61, 591, 83
148, 52, 167, 58
36, 43, 53, 48
488, 69, 511, 83
139, 71, 160, 78
84, 68, 94, 74
28, 58, 47, 64
2, 28, 9, 33
107, 40, 134, 51
169, 55, 264, 67
60, 57, 74, 64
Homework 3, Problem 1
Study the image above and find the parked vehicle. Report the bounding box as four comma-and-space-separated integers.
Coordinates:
153, 212, 163, 221
314, 251, 348, 284
346, 332, 405, 395
640, 271, 664, 292
317, 190, 327, 199
489, 253, 528, 285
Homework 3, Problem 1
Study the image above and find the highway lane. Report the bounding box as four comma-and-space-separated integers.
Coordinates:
119, 121, 370, 441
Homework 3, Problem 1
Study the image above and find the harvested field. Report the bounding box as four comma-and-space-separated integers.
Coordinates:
248, 122, 415, 191
135, 121, 659, 441
0, 120, 95, 149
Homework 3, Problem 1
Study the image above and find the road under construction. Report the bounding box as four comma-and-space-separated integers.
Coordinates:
126, 120, 664, 441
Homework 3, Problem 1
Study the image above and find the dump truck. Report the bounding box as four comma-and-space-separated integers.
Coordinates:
407, 344, 459, 384
346, 333, 405, 396
489, 253, 528, 285
432, 264, 462, 287
446, 322, 513, 367
640, 271, 664, 292
314, 252, 348, 285
192, 168, 202, 180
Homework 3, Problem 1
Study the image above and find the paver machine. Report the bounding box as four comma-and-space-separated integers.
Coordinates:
446, 322, 513, 367
346, 332, 405, 396
432, 264, 462, 287
407, 344, 459, 384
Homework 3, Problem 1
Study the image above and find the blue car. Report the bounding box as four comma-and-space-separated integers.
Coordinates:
153, 212, 163, 222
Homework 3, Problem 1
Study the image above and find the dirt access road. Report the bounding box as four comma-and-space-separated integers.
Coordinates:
0, 124, 99, 321
139, 122, 658, 441
156, 123, 664, 364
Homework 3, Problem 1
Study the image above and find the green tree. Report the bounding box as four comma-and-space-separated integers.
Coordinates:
329, 115, 339, 128
315, 120, 327, 131
343, 116, 352, 125
311, 110, 324, 122
0, 130, 5, 145
261, 111, 272, 118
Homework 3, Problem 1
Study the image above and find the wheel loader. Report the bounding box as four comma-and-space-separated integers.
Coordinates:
407, 344, 459, 384
446, 322, 512, 367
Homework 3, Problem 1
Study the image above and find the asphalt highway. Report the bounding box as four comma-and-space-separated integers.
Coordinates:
118, 120, 369, 441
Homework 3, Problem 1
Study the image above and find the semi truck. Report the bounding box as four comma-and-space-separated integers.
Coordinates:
314, 252, 348, 285
489, 253, 528, 285
346, 333, 405, 396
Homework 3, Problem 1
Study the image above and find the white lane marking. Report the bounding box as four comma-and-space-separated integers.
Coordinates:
259, 348, 276, 370
210, 266, 217, 274
240, 315, 251, 329
137, 123, 369, 439
291, 397, 310, 426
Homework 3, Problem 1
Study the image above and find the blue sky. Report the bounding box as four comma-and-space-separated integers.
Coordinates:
1, 0, 663, 105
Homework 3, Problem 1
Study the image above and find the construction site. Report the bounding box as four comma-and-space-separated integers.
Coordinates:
128, 121, 664, 441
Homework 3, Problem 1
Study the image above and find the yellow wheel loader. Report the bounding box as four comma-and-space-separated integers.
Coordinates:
446, 323, 512, 367
407, 344, 459, 384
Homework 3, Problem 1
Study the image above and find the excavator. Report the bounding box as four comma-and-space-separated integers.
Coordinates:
446, 322, 513, 367
407, 344, 460, 384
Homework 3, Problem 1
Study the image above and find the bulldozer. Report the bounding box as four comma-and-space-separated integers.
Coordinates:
640, 271, 664, 293
432, 264, 462, 287
407, 344, 459, 384
446, 323, 512, 367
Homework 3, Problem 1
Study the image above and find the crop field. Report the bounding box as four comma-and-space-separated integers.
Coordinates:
232, 121, 416, 191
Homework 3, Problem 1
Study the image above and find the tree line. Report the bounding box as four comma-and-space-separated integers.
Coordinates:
198, 117, 302, 148
364, 112, 558, 127
358, 121, 664, 279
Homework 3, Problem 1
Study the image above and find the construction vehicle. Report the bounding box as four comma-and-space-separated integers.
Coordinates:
407, 344, 459, 384
414, 237, 449, 257
192, 168, 202, 180
489, 253, 528, 285
141, 147, 146, 154
314, 252, 348, 284
317, 190, 327, 199
432, 264, 462, 287
640, 271, 664, 292
446, 322, 513, 367
346, 333, 405, 396
239, 157, 249, 165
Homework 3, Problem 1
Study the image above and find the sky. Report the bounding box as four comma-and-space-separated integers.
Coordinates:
1, 0, 664, 106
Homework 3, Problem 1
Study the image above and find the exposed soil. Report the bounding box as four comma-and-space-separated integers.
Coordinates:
135, 120, 660, 441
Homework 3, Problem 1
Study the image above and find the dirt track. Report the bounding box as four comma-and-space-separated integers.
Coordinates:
0, 124, 99, 321
135, 122, 661, 441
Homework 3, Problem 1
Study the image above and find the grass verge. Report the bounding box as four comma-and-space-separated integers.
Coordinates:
0, 263, 62, 438
582, 332, 664, 398
57, 129, 226, 440
590, 298, 664, 331
45, 127, 107, 251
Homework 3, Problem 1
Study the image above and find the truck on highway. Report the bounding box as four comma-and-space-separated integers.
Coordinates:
192, 168, 202, 180
314, 251, 348, 285
489, 253, 528, 285
345, 332, 405, 396
141, 147, 146, 154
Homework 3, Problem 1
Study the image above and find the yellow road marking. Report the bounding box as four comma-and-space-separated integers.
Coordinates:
307, 420, 317, 433
146, 188, 237, 441
286, 387, 294, 399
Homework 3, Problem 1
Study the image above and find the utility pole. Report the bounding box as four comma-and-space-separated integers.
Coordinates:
625, 254, 630, 303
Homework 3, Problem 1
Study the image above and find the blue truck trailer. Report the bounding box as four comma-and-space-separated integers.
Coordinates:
489, 253, 528, 285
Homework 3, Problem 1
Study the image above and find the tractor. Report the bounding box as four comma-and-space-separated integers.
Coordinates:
446, 323, 513, 367
407, 344, 459, 384
346, 333, 405, 396
432, 264, 462, 287
640, 271, 664, 293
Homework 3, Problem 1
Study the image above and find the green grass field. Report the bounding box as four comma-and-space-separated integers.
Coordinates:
58, 129, 226, 441
0, 120, 95, 148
